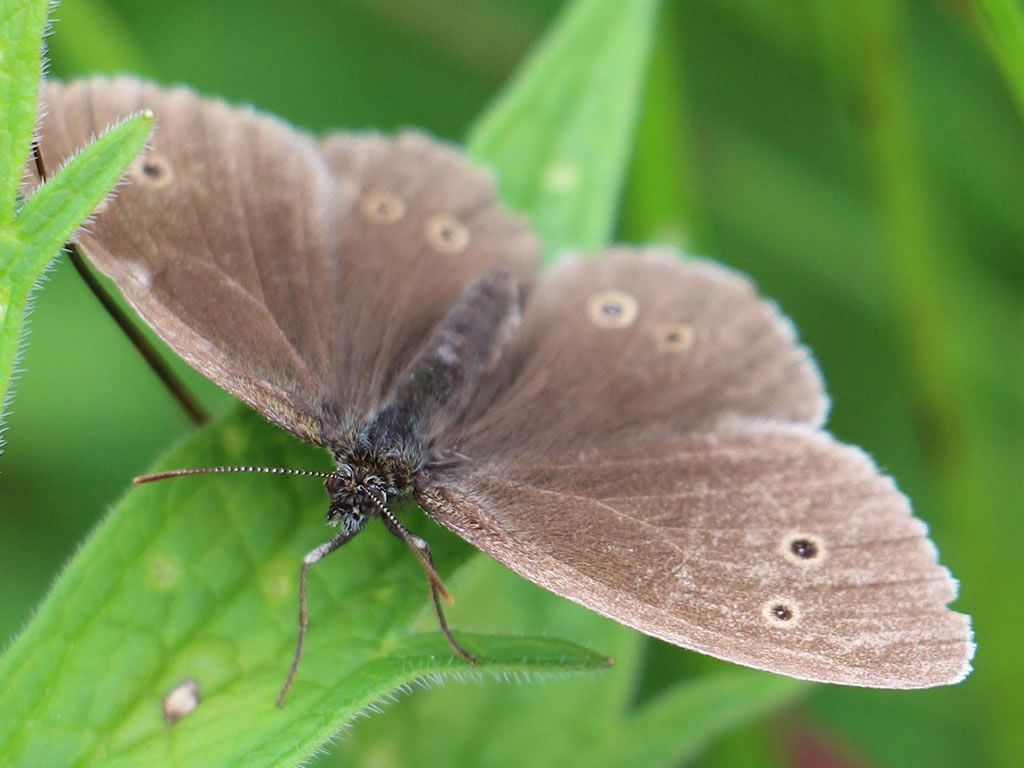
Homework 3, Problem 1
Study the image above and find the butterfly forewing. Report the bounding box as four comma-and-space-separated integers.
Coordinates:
33, 77, 538, 441
34, 78, 334, 442
318, 132, 536, 418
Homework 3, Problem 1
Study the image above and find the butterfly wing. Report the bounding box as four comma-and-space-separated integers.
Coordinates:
454, 246, 827, 454
316, 131, 537, 419
34, 77, 537, 442
34, 77, 335, 442
419, 425, 971, 687
418, 248, 972, 687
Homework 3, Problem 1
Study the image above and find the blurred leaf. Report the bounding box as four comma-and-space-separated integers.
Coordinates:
970, 0, 1024, 122
578, 671, 802, 768
0, 0, 151, 432
468, 0, 660, 259
621, 0, 701, 248
45, 0, 155, 76
0, 409, 608, 767
346, 0, 543, 80
47, 0, 533, 139
872, 7, 1008, 768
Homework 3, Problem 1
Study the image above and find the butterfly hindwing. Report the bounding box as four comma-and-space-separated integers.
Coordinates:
420, 421, 971, 688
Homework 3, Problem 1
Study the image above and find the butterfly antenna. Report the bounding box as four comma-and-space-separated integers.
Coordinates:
134, 466, 339, 484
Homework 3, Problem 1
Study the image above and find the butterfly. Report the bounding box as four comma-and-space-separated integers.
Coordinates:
32, 76, 973, 705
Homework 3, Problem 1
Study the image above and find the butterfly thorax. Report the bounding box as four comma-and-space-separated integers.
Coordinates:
321, 269, 521, 532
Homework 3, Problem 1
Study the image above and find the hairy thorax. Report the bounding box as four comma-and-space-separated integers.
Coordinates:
324, 428, 422, 533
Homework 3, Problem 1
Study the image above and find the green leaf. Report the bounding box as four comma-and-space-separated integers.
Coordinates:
971, 0, 1024, 124
44, 0, 156, 77
5, 114, 154, 282
578, 671, 803, 768
0, 0, 152, 428
468, 0, 660, 259
0, 408, 609, 767
798, 4, 1020, 767
621, 0, 701, 249
0, 117, 152, 424
395, 558, 647, 766
329, 557, 805, 768
0, 0, 48, 222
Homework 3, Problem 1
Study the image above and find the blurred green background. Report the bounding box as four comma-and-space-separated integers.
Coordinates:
1, 0, 1021, 766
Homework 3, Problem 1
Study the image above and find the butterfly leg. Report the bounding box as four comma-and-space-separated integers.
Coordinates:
378, 507, 478, 665
276, 527, 363, 707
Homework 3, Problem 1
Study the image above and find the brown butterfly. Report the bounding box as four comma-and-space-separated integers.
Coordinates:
32, 77, 973, 705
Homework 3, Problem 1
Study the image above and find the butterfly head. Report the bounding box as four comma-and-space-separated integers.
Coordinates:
324, 466, 388, 534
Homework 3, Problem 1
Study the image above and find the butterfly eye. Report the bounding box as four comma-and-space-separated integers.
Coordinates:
762, 598, 801, 627
425, 214, 470, 254
324, 475, 343, 497
131, 152, 174, 188
360, 191, 406, 224
652, 322, 695, 353
782, 533, 826, 565
586, 290, 638, 329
